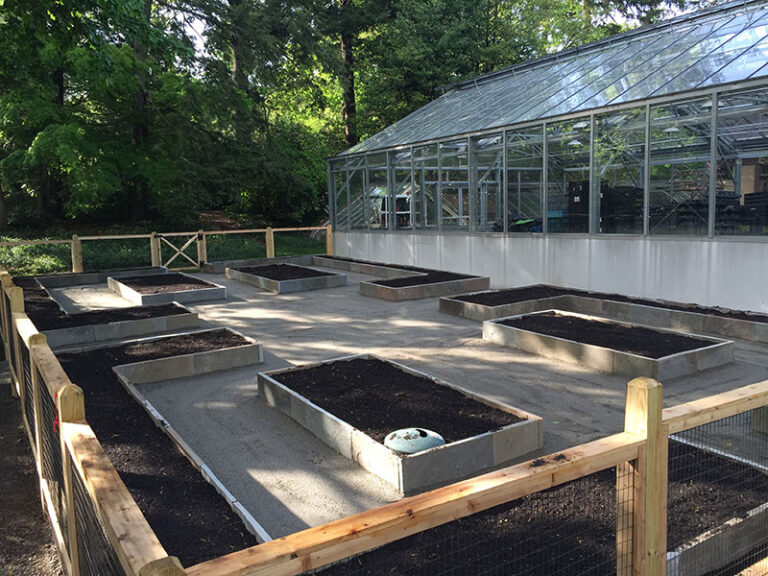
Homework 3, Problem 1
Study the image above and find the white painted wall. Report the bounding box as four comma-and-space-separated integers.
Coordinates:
334, 231, 768, 313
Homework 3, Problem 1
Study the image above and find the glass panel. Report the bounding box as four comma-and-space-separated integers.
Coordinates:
649, 98, 711, 235
413, 144, 438, 228
536, 29, 673, 119
652, 17, 768, 97
701, 38, 768, 87
366, 152, 389, 230
439, 140, 470, 229
594, 107, 646, 234
349, 156, 367, 230
331, 159, 348, 230
547, 119, 591, 233
715, 88, 768, 236
615, 13, 766, 104
471, 133, 503, 232
506, 126, 544, 233
391, 149, 413, 230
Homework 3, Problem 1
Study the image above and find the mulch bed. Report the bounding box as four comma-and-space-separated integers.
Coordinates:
234, 264, 333, 280
56, 330, 258, 567
118, 273, 215, 294
501, 312, 713, 358
270, 357, 522, 444
317, 441, 768, 575
456, 284, 768, 323
12, 276, 188, 332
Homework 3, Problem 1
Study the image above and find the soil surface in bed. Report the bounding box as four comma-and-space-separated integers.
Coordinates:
500, 312, 714, 358
317, 441, 768, 575
455, 284, 768, 323
118, 272, 215, 294
234, 263, 333, 280
56, 330, 258, 566
13, 276, 188, 331
272, 357, 522, 444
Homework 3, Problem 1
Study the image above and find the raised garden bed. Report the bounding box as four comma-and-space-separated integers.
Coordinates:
203, 255, 314, 275
441, 285, 768, 343
314, 441, 768, 576
55, 329, 261, 566
108, 272, 226, 305
259, 355, 542, 494
226, 263, 347, 294
484, 311, 733, 380
310, 255, 491, 300
13, 276, 197, 346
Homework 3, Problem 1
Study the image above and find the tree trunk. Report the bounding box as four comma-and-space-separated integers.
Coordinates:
340, 0, 358, 147
130, 0, 152, 223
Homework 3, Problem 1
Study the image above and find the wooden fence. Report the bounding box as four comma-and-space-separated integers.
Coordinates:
0, 225, 333, 273
2, 268, 767, 576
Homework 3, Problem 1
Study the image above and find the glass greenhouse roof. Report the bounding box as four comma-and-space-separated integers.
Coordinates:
342, 0, 768, 156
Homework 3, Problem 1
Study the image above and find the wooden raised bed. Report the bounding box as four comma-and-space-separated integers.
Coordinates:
108, 272, 226, 305
484, 310, 733, 379
442, 285, 768, 343
259, 354, 542, 494
226, 263, 347, 294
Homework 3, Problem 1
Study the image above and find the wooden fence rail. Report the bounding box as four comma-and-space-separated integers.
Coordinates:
0, 225, 333, 273
1, 267, 767, 576
0, 279, 183, 576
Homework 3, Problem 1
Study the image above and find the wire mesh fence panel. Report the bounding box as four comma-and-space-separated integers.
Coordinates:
20, 343, 34, 437
40, 369, 68, 546
668, 409, 768, 576
206, 233, 266, 262
315, 466, 632, 576
273, 230, 326, 257
82, 238, 152, 272
71, 450, 126, 576
5, 292, 17, 381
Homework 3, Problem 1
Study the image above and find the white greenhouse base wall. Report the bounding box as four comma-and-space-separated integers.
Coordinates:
334, 232, 768, 313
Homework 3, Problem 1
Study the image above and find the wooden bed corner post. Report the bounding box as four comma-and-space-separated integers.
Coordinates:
139, 556, 186, 576
624, 377, 667, 576
59, 385, 86, 576
326, 224, 333, 255
265, 227, 275, 259
150, 232, 161, 267
196, 230, 207, 267
71, 235, 83, 273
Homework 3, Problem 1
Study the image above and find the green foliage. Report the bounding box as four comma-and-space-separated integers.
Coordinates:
81, 238, 152, 272
0, 0, 703, 239
0, 238, 71, 275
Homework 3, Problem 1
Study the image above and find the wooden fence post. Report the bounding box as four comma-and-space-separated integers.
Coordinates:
624, 377, 667, 576
326, 224, 333, 255
150, 232, 161, 267
139, 556, 186, 576
196, 230, 207, 267
265, 227, 275, 259
71, 235, 83, 273
59, 384, 85, 576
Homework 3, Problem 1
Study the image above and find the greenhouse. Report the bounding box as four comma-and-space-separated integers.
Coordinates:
328, 0, 768, 312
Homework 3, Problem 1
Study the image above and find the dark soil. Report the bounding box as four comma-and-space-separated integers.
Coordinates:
456, 284, 768, 324
501, 312, 713, 358
13, 276, 188, 331
317, 441, 768, 575
0, 389, 63, 576
373, 270, 472, 288
272, 357, 522, 444
56, 330, 258, 567
235, 264, 332, 280
119, 273, 214, 294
